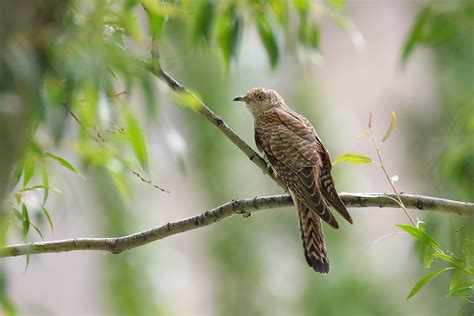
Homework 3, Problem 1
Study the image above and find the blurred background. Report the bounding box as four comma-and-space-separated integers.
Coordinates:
1, 0, 472, 315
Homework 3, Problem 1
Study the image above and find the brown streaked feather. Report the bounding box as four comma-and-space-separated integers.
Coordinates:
294, 197, 329, 273
319, 165, 353, 224
284, 108, 353, 224
255, 108, 340, 228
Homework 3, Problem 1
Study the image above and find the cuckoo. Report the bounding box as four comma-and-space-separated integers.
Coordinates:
233, 87, 353, 273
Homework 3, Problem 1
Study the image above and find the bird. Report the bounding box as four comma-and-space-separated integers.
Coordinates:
233, 87, 353, 273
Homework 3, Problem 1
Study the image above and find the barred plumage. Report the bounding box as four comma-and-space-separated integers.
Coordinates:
234, 87, 353, 273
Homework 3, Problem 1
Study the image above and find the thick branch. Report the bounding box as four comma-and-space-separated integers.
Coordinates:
1, 193, 472, 258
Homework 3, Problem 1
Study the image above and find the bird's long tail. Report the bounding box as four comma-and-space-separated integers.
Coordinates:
297, 203, 329, 273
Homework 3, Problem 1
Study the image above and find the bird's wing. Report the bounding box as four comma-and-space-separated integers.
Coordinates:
255, 108, 339, 228
290, 110, 353, 224
319, 155, 353, 224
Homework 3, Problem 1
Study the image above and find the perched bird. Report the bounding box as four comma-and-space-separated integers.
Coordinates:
233, 87, 353, 273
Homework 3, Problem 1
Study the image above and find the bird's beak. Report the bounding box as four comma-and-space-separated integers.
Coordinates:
233, 95, 246, 102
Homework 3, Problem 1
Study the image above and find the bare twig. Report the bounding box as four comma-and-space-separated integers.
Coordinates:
367, 119, 417, 226
65, 106, 169, 193
1, 193, 472, 258
131, 170, 169, 193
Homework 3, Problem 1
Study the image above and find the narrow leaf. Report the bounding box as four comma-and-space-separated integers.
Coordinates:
333, 154, 372, 165
407, 267, 453, 299
382, 112, 397, 142
217, 8, 242, 69
126, 110, 148, 170
423, 246, 434, 268
10, 160, 24, 190
448, 280, 474, 298
42, 164, 49, 203
25, 254, 30, 272
256, 12, 279, 69
20, 185, 59, 193
46, 152, 79, 174
12, 208, 24, 221
22, 204, 30, 238
193, 1, 216, 43
450, 270, 465, 291
368, 112, 372, 128
401, 6, 430, 64
23, 157, 35, 187
293, 0, 310, 14
41, 204, 54, 232
31, 223, 44, 240
396, 224, 441, 250
433, 253, 466, 268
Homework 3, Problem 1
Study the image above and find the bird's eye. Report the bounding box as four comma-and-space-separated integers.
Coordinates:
257, 93, 265, 100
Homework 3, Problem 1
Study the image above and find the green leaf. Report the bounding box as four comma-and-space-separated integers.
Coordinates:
450, 270, 465, 291
270, 0, 289, 26
41, 204, 54, 232
396, 224, 441, 250
293, 0, 310, 15
217, 7, 242, 68
401, 6, 431, 64
407, 267, 453, 299
298, 21, 320, 50
421, 243, 435, 268
433, 253, 467, 270
25, 254, 30, 272
31, 223, 44, 240
333, 154, 372, 165
126, 110, 148, 170
46, 152, 79, 174
22, 204, 30, 238
140, 0, 178, 17
193, 0, 216, 43
9, 160, 24, 190
256, 13, 279, 69
382, 112, 397, 142
308, 25, 320, 49
20, 185, 58, 193
23, 156, 35, 187
448, 280, 474, 299
141, 74, 158, 119
12, 208, 23, 221
42, 164, 49, 203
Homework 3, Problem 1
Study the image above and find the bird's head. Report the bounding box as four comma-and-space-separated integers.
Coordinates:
233, 87, 284, 117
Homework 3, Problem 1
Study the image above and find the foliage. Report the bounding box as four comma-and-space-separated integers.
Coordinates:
336, 112, 473, 302
0, 0, 473, 314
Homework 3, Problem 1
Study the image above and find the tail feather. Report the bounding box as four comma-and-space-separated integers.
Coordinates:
297, 203, 329, 273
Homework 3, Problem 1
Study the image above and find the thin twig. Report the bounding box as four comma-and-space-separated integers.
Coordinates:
1, 193, 472, 258
131, 170, 169, 193
368, 126, 417, 226
65, 106, 169, 193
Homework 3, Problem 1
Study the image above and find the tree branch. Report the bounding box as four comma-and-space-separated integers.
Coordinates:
1, 193, 472, 258
143, 36, 286, 189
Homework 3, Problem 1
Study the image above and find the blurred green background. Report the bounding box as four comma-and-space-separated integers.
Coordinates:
0, 0, 472, 315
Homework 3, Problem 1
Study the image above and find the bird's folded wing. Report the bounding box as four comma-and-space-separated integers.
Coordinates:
255, 109, 339, 228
